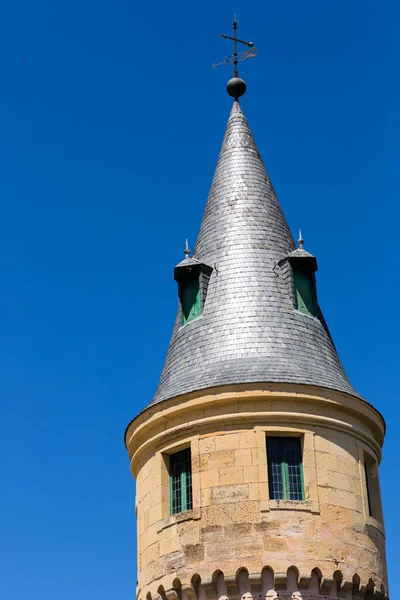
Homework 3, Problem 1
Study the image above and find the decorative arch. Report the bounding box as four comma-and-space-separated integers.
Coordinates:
145, 565, 388, 600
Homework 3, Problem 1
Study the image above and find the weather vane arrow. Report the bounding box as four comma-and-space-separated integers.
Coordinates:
212, 16, 257, 79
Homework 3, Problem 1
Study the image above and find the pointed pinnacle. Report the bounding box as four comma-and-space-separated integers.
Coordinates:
184, 239, 190, 257
298, 229, 304, 250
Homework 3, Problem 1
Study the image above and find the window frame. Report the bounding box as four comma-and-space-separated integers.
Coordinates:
364, 460, 373, 517
180, 278, 201, 325
266, 436, 305, 502
363, 451, 383, 524
293, 268, 316, 316
175, 262, 213, 328
356, 441, 385, 533
169, 448, 193, 515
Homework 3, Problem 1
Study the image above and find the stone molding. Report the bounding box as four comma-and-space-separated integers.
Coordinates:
144, 567, 388, 600
126, 383, 385, 475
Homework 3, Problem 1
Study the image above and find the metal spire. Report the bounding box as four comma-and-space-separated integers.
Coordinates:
184, 239, 190, 258
298, 229, 304, 249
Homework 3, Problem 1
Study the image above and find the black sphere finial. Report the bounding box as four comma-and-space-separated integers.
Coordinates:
226, 77, 247, 100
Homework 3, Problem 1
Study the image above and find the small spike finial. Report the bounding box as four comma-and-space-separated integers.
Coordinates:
184, 239, 191, 258
298, 229, 304, 250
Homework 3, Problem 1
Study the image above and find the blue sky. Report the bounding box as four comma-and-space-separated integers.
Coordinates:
1, 1, 399, 598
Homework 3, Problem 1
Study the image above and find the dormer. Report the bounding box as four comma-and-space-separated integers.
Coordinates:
174, 249, 212, 326
288, 246, 318, 317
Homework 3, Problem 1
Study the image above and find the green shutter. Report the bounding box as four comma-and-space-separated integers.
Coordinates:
181, 279, 201, 325
267, 437, 305, 501
169, 449, 193, 515
293, 270, 314, 316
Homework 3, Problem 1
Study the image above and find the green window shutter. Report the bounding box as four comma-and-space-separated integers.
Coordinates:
169, 449, 193, 515
283, 438, 305, 501
267, 438, 285, 500
181, 279, 201, 325
267, 437, 305, 501
293, 270, 314, 316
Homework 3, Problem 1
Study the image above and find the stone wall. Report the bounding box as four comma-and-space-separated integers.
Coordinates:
125, 384, 387, 600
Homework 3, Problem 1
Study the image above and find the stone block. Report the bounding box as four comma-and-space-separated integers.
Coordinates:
259, 482, 269, 500
258, 464, 268, 483
201, 503, 236, 526
200, 450, 235, 470
314, 435, 353, 457
212, 483, 249, 504
199, 435, 216, 453
251, 447, 264, 466
233, 500, 259, 522
239, 431, 256, 448
159, 533, 180, 557
218, 466, 244, 485
336, 454, 360, 477
223, 522, 253, 537
146, 523, 158, 546
243, 465, 259, 483
145, 557, 166, 583
233, 538, 263, 559
200, 524, 223, 541
164, 550, 186, 574
206, 542, 236, 561
192, 489, 201, 508
249, 482, 259, 500
201, 488, 212, 506
254, 520, 280, 535
315, 449, 338, 472
319, 503, 360, 528
215, 433, 240, 450
191, 471, 200, 489
200, 468, 219, 488
263, 536, 288, 553
184, 543, 205, 563
235, 448, 252, 466
318, 486, 363, 512
148, 503, 163, 525
143, 542, 160, 566
179, 526, 200, 546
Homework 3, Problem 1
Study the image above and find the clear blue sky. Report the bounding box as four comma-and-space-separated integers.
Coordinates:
1, 1, 398, 598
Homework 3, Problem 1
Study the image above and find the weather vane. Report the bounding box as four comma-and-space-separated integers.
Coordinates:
213, 16, 257, 78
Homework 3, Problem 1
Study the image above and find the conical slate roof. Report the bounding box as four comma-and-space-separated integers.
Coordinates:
149, 101, 359, 407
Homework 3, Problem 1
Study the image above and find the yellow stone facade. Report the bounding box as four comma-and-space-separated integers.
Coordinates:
125, 383, 387, 600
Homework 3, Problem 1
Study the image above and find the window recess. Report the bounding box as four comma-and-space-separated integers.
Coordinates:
174, 255, 212, 326
181, 278, 201, 324
267, 437, 305, 501
364, 452, 383, 523
287, 244, 318, 317
293, 269, 316, 316
169, 448, 193, 515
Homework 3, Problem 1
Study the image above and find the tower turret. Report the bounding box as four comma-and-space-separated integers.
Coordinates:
125, 46, 388, 600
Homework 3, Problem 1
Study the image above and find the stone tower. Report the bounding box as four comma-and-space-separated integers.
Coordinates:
125, 78, 388, 599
